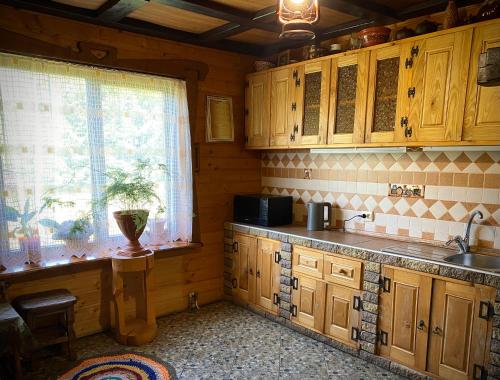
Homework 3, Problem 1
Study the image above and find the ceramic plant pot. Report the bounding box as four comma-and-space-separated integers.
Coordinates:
19, 235, 42, 265
358, 27, 391, 47
113, 210, 150, 257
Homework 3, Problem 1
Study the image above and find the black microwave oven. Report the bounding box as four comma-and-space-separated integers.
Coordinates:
233, 194, 293, 227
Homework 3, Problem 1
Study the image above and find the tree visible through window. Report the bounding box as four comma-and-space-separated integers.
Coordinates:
0, 53, 193, 269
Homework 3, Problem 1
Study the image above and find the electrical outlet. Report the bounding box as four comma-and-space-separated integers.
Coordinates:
304, 169, 312, 180
364, 212, 374, 222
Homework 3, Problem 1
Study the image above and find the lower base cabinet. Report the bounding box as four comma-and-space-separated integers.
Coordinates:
232, 233, 281, 314
379, 266, 495, 380
291, 273, 362, 348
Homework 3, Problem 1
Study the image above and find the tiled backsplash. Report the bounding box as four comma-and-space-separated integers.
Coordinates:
261, 151, 500, 249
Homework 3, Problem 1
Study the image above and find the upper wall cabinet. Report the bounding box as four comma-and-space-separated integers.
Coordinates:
400, 30, 473, 143
328, 51, 369, 144
293, 60, 331, 146
270, 67, 294, 147
463, 21, 500, 142
245, 72, 270, 148
365, 44, 407, 144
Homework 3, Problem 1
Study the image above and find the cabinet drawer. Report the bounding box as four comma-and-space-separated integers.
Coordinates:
323, 254, 362, 289
292, 246, 324, 279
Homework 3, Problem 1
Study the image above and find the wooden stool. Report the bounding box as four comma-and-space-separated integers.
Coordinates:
13, 289, 77, 361
112, 252, 157, 346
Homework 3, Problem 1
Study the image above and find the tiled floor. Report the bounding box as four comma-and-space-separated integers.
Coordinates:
28, 302, 404, 379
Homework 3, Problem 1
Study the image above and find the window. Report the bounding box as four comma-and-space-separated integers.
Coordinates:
0, 53, 193, 268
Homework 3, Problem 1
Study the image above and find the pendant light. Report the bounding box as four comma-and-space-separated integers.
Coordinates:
278, 0, 319, 40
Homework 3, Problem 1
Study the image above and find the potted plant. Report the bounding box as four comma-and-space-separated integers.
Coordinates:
101, 159, 165, 257
5, 199, 42, 264
39, 213, 94, 257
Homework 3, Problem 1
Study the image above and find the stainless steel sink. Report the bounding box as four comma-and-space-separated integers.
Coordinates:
444, 253, 500, 270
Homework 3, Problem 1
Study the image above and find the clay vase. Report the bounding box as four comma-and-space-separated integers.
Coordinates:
113, 210, 150, 257
443, 0, 460, 29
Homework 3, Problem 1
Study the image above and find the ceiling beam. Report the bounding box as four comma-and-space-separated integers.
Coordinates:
200, 5, 279, 42
153, 0, 281, 33
0, 0, 262, 55
397, 0, 482, 19
320, 0, 400, 24
97, 0, 146, 22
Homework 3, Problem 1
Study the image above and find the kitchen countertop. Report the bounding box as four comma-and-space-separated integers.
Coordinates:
229, 222, 500, 277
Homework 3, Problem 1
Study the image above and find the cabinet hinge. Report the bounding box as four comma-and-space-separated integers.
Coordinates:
379, 277, 391, 292
291, 276, 298, 290
405, 57, 413, 69
479, 301, 494, 320
405, 126, 413, 138
232, 241, 238, 253
377, 330, 388, 346
290, 133, 295, 142
473, 364, 487, 380
292, 69, 298, 80
274, 251, 281, 263
407, 87, 416, 98
351, 327, 360, 341
273, 293, 280, 305
295, 78, 301, 87
291, 102, 297, 111
353, 295, 362, 311
400, 116, 408, 128
290, 304, 297, 317
411, 45, 419, 57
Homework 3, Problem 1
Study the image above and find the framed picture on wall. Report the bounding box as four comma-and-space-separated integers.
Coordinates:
206, 95, 234, 143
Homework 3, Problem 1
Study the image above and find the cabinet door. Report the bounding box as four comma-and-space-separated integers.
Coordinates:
291, 274, 326, 333
232, 233, 256, 305
245, 72, 270, 148
328, 52, 369, 144
270, 67, 293, 147
365, 44, 408, 144
427, 280, 495, 380
378, 267, 432, 371
463, 21, 500, 142
405, 30, 472, 142
255, 238, 281, 314
324, 284, 361, 347
293, 60, 330, 146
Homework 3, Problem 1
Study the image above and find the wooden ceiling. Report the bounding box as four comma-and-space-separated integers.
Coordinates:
0, 0, 484, 56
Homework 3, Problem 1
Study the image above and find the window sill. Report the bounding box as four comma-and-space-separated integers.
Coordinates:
0, 241, 203, 283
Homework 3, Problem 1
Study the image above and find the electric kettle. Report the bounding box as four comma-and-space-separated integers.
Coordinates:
306, 202, 331, 231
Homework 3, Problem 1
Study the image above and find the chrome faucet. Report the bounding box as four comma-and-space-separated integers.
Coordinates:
446, 210, 483, 253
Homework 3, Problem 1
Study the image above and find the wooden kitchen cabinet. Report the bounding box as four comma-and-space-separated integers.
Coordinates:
270, 67, 294, 147
427, 280, 495, 380
232, 233, 257, 305
292, 60, 331, 146
232, 233, 281, 314
324, 283, 361, 348
328, 51, 369, 144
245, 71, 270, 148
291, 273, 326, 333
463, 20, 500, 143
401, 29, 472, 143
379, 266, 495, 379
365, 44, 407, 144
255, 238, 281, 314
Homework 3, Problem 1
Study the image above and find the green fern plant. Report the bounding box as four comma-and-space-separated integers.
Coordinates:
100, 159, 166, 231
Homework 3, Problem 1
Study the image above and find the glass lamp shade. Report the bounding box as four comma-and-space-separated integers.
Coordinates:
278, 0, 319, 40
278, 0, 319, 24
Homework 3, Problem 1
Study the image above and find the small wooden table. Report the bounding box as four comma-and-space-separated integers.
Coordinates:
13, 289, 77, 360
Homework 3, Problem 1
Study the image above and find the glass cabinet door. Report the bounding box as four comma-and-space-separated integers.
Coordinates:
293, 60, 330, 146
328, 52, 369, 144
365, 45, 406, 144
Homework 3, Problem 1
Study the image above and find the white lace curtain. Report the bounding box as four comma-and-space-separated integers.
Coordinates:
0, 53, 192, 268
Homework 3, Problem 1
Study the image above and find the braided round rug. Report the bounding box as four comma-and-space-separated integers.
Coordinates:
58, 352, 177, 380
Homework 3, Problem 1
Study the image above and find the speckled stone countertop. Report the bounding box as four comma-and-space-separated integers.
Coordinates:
229, 222, 500, 277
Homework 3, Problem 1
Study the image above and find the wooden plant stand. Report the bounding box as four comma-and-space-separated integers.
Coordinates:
111, 251, 157, 346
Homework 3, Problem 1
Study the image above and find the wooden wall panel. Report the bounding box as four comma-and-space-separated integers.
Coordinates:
0, 4, 261, 337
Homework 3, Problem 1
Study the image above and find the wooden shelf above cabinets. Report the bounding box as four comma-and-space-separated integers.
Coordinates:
244, 19, 500, 150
